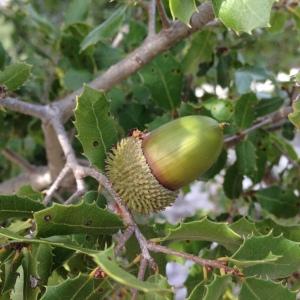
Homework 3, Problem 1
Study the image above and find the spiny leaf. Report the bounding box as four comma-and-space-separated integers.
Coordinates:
0, 228, 98, 255
161, 217, 242, 251
234, 93, 258, 129
92, 247, 172, 294
212, 0, 276, 33
0, 195, 44, 220
31, 244, 53, 285
255, 186, 300, 218
34, 201, 123, 238
289, 100, 300, 129
80, 6, 127, 51
229, 217, 259, 236
255, 97, 284, 117
21, 248, 41, 300
232, 233, 300, 279
64, 0, 90, 25
236, 139, 257, 177
189, 275, 231, 300
223, 163, 243, 199
1, 251, 23, 294
0, 63, 32, 91
169, 0, 197, 25
41, 274, 111, 300
227, 252, 281, 267
140, 53, 183, 111
202, 275, 231, 300
182, 30, 216, 74
256, 219, 300, 243
203, 98, 234, 122
0, 229, 167, 293
269, 133, 298, 161
16, 186, 43, 201
240, 277, 296, 300
74, 85, 119, 170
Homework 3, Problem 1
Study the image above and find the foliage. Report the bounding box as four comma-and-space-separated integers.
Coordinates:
0, 0, 300, 299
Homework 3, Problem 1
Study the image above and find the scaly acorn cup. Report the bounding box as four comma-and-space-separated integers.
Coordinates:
105, 116, 224, 214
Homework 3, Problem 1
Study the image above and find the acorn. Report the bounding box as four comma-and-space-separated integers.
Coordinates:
105, 116, 223, 214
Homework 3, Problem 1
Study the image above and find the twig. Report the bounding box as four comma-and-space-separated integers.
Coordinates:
115, 225, 135, 254
50, 113, 86, 201
0, 97, 47, 120
147, 243, 243, 276
148, 0, 156, 37
131, 257, 148, 300
135, 226, 156, 270
224, 106, 292, 145
64, 187, 85, 204
156, 0, 171, 28
42, 121, 67, 184
2, 148, 35, 173
43, 165, 70, 205
0, 167, 51, 195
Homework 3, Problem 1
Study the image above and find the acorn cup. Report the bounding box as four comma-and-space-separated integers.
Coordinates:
105, 115, 224, 214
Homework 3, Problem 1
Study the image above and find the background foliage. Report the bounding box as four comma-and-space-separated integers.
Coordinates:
0, 0, 300, 299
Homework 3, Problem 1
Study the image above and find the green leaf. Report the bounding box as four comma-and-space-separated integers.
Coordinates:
232, 233, 300, 279
31, 244, 53, 285
6, 220, 33, 234
182, 31, 216, 74
229, 217, 259, 236
140, 53, 183, 111
227, 252, 281, 267
269, 133, 298, 161
234, 93, 258, 129
0, 195, 44, 220
188, 282, 205, 300
80, 6, 127, 51
203, 99, 234, 122
16, 186, 43, 201
92, 247, 171, 294
189, 275, 232, 300
256, 219, 300, 243
223, 163, 243, 199
0, 228, 97, 255
235, 67, 269, 94
255, 97, 284, 117
240, 277, 296, 300
255, 186, 300, 218
200, 149, 227, 181
145, 275, 170, 300
34, 201, 123, 238
212, 0, 276, 33
202, 275, 231, 300
74, 86, 119, 170
10, 265, 24, 300
236, 140, 257, 177
27, 5, 56, 36
21, 248, 41, 300
269, 10, 288, 33
289, 100, 300, 129
0, 228, 166, 296
64, 0, 90, 25
1, 251, 23, 294
41, 274, 111, 300
169, 0, 197, 25
161, 217, 242, 251
63, 69, 93, 91
0, 63, 32, 91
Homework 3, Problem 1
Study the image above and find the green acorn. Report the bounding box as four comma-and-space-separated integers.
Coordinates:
106, 116, 223, 214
